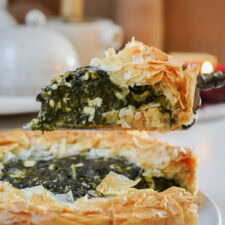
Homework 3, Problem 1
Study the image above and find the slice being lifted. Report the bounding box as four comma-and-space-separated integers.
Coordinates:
27, 39, 199, 131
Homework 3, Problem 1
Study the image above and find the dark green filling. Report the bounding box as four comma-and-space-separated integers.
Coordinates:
127, 85, 168, 108
27, 66, 175, 131
0, 153, 179, 200
152, 177, 178, 192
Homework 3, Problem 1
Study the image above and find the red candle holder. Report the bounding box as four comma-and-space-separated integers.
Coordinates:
200, 63, 225, 105
214, 64, 225, 72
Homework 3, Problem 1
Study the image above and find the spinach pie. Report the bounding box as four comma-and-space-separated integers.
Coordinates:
26, 39, 199, 131
0, 129, 198, 225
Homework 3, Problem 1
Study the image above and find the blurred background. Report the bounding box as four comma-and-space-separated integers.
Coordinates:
1, 0, 225, 126
4, 0, 225, 59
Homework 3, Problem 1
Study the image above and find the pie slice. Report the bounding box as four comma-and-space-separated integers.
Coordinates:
0, 129, 198, 225
26, 39, 199, 131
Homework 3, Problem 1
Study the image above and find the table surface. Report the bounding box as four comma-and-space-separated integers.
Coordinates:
0, 113, 224, 223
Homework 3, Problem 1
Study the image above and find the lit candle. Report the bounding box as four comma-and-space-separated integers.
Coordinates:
201, 61, 214, 74
170, 52, 218, 72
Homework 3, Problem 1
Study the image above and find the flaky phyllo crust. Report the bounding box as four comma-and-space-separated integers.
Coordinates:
91, 39, 199, 130
0, 130, 198, 225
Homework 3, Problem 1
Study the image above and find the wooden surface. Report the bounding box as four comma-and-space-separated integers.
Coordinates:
165, 0, 225, 62
84, 0, 114, 19
60, 0, 84, 21
114, 0, 164, 49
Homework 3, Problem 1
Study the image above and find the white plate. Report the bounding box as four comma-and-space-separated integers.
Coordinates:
198, 192, 222, 225
198, 103, 225, 122
0, 96, 40, 115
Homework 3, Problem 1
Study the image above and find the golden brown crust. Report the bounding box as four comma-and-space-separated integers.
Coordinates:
0, 129, 198, 225
91, 39, 200, 130
0, 184, 198, 225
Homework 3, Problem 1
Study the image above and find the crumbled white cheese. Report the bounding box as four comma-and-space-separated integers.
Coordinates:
57, 102, 62, 108
65, 107, 71, 112
52, 84, 58, 90
83, 72, 89, 80
0, 163, 3, 173
32, 118, 39, 124
23, 160, 36, 167
83, 107, 95, 121
48, 164, 55, 170
63, 97, 69, 104
115, 91, 123, 100
10, 169, 25, 178
143, 168, 163, 178
88, 98, 102, 107
65, 82, 72, 88
118, 106, 136, 128
49, 100, 55, 108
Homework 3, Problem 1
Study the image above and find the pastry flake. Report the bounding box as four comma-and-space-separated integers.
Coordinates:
96, 171, 141, 195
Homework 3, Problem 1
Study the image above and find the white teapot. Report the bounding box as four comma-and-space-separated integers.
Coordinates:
0, 10, 79, 96
46, 18, 124, 66
0, 0, 16, 30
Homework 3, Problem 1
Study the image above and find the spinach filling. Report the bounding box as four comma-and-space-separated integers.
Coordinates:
0, 153, 179, 200
27, 66, 175, 131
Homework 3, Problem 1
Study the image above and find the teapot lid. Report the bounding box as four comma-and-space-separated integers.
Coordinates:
25, 10, 47, 26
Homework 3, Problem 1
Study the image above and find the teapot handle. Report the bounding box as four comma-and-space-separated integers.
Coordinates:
99, 21, 124, 51
0, 0, 7, 9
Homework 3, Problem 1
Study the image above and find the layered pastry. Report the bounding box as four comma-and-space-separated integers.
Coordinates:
26, 39, 199, 131
0, 129, 198, 225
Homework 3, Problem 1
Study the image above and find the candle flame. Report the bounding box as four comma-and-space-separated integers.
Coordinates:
201, 61, 214, 74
